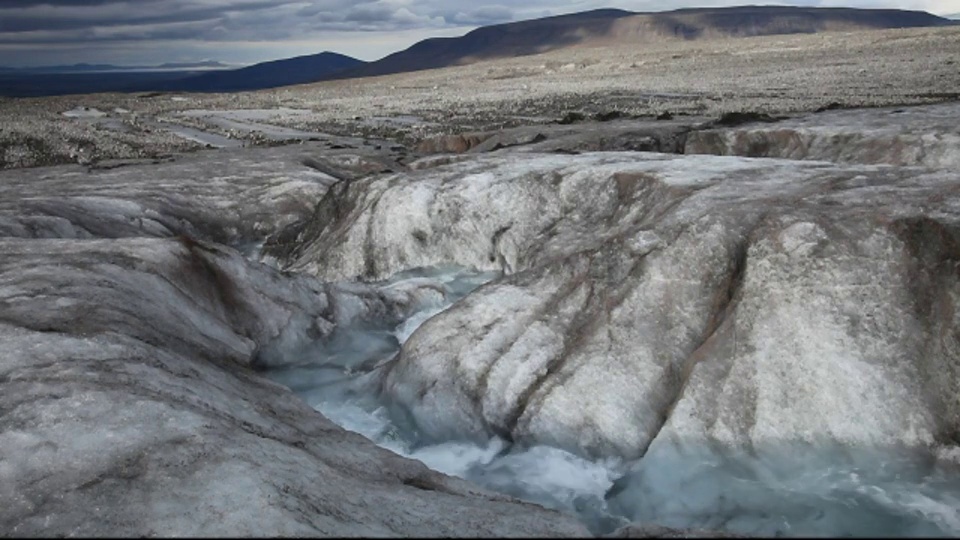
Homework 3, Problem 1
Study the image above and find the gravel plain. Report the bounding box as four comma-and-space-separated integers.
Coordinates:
1, 25, 958, 169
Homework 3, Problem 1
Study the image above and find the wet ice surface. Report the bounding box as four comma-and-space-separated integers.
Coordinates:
61, 106, 107, 118
263, 266, 960, 537
263, 266, 626, 532
151, 120, 242, 148
179, 108, 313, 122
359, 115, 440, 128
609, 443, 960, 537
175, 109, 327, 140
93, 118, 135, 133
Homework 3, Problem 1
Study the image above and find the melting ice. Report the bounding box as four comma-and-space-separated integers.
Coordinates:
263, 265, 960, 537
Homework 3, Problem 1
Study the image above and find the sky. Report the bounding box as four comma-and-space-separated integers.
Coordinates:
0, 0, 957, 68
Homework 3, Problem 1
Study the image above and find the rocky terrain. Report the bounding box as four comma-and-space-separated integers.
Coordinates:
2, 24, 960, 538
1, 25, 958, 169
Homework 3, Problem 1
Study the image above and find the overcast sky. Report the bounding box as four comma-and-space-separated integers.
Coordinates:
0, 0, 956, 67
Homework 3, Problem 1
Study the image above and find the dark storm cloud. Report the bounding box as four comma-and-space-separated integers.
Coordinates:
0, 1, 298, 33
0, 0, 516, 40
0, 0, 953, 40
0, 0, 122, 6
345, 3, 398, 23
440, 5, 516, 26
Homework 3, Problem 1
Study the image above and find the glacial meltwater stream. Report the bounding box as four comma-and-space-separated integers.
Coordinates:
262, 266, 960, 537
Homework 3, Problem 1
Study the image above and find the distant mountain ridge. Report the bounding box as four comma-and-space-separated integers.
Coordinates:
332, 9, 632, 80
0, 53, 364, 97
141, 52, 364, 93
329, 5, 956, 81
0, 5, 955, 97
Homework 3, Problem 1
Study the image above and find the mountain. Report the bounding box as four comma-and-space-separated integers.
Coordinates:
328, 5, 956, 81
0, 53, 363, 97
332, 9, 632, 80
142, 52, 365, 92
614, 6, 959, 40
1, 5, 954, 98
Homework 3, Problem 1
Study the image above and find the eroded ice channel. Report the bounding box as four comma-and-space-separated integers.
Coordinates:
263, 266, 960, 537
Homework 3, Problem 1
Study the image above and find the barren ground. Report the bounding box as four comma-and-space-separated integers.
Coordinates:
1, 25, 958, 168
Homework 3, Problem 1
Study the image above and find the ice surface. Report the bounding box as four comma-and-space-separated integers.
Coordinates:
260, 149, 960, 536
0, 242, 589, 537
153, 120, 242, 148
179, 108, 313, 122
685, 102, 960, 168
62, 107, 106, 118
263, 266, 632, 531
264, 263, 960, 537
174, 109, 326, 140
608, 441, 960, 537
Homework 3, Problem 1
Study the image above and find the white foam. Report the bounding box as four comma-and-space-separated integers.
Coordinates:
394, 305, 444, 344
406, 438, 506, 478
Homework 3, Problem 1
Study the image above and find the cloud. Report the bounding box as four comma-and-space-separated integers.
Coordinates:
0, 1, 293, 34
444, 5, 515, 25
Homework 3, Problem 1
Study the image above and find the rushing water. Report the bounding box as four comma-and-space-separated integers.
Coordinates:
263, 265, 960, 537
